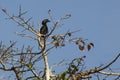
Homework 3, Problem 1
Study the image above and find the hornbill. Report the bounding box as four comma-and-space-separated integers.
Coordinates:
40, 19, 50, 35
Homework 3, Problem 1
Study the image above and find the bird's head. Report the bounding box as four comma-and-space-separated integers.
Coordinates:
42, 19, 50, 25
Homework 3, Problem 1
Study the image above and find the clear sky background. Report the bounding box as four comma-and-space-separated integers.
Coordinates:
0, 0, 120, 80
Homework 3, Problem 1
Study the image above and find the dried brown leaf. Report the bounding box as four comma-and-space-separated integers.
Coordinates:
87, 44, 91, 51
60, 36, 64, 40
61, 44, 65, 47
52, 36, 57, 40
67, 32, 72, 36
89, 43, 94, 47
54, 42, 59, 48
75, 40, 79, 45
79, 45, 84, 52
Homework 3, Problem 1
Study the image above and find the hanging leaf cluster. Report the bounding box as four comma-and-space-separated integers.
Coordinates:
75, 39, 94, 52
51, 31, 94, 52
51, 32, 72, 48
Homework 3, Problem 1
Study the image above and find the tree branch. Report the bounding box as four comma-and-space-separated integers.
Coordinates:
98, 71, 120, 76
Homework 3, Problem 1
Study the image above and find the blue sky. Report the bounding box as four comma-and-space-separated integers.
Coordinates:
0, 0, 120, 79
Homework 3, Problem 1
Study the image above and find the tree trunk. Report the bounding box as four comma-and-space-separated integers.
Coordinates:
38, 35, 50, 80
43, 51, 50, 80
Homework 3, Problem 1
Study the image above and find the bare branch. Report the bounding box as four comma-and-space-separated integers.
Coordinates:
99, 71, 120, 76
1, 8, 38, 36
71, 53, 120, 79
15, 32, 37, 40
98, 53, 120, 71
27, 66, 40, 79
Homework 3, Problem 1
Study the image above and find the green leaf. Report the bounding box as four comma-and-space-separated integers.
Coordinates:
60, 71, 67, 80
76, 58, 81, 63
49, 78, 53, 80
27, 62, 33, 68
32, 78, 38, 80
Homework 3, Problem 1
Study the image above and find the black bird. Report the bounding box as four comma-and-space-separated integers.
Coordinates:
40, 19, 50, 35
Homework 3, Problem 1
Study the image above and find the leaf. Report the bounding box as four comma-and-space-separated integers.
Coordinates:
54, 42, 59, 48
32, 78, 39, 80
87, 44, 91, 51
2, 9, 7, 13
89, 43, 94, 47
27, 62, 33, 68
79, 45, 84, 52
67, 32, 72, 36
60, 72, 67, 80
61, 43, 65, 47
71, 65, 78, 74
72, 68, 78, 74
71, 65, 77, 69
76, 58, 81, 63
75, 40, 79, 45
52, 36, 57, 40
49, 78, 53, 80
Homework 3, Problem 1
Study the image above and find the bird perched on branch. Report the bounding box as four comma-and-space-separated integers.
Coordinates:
39, 19, 50, 48
40, 19, 50, 36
